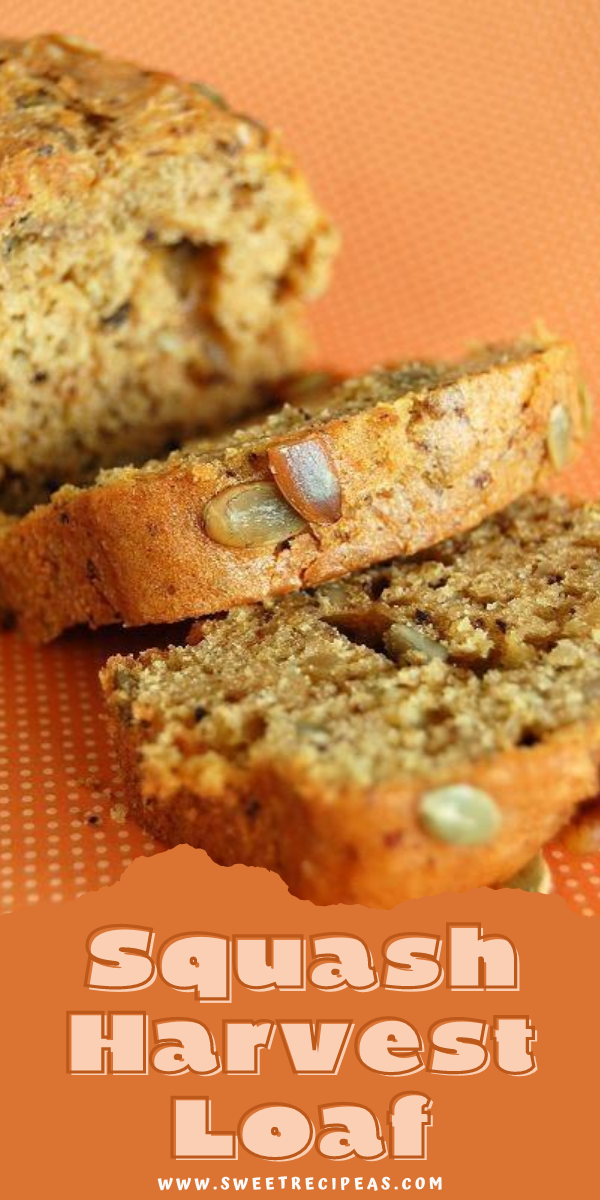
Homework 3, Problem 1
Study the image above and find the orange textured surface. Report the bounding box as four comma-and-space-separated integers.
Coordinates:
1, 0, 600, 912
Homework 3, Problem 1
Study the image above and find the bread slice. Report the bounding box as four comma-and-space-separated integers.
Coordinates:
0, 332, 588, 642
101, 494, 600, 906
0, 34, 336, 513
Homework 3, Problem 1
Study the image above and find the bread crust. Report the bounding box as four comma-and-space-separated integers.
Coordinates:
0, 34, 336, 509
103, 685, 600, 906
99, 489, 600, 904
0, 337, 586, 641
0, 33, 330, 247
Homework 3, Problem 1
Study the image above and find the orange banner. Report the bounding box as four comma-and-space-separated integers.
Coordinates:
2, 847, 600, 1197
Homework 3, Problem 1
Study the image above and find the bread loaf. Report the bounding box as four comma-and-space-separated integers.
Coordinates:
101, 493, 600, 906
0, 34, 335, 512
0, 332, 587, 641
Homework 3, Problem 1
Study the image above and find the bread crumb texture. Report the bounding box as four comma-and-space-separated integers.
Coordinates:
101, 494, 600, 905
0, 34, 336, 512
0, 332, 588, 641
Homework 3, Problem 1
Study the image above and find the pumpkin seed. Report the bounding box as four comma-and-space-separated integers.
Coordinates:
385, 622, 449, 662
204, 481, 307, 548
419, 783, 502, 845
503, 853, 552, 894
579, 382, 594, 436
267, 436, 342, 524
191, 82, 228, 110
547, 403, 572, 470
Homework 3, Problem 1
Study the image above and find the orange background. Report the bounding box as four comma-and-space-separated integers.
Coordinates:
2, 0, 600, 912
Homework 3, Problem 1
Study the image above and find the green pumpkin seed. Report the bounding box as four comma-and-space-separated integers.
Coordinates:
191, 82, 228, 110
204, 481, 307, 548
547, 403, 572, 470
419, 783, 501, 846
385, 622, 449, 662
579, 382, 594, 436
503, 853, 552, 894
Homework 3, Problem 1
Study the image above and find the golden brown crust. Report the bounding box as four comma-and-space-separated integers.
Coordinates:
0, 34, 336, 510
0, 336, 587, 641
99, 491, 600, 904
105, 692, 600, 906
0, 33, 326, 242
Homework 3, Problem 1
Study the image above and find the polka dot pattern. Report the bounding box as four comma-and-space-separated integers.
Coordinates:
0, 628, 163, 912
0, 2, 599, 912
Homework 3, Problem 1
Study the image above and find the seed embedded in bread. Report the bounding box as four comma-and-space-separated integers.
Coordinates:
101, 493, 600, 907
384, 623, 449, 663
267, 435, 342, 524
503, 852, 552, 893
419, 784, 502, 845
579, 383, 594, 435
547, 403, 572, 469
204, 481, 307, 548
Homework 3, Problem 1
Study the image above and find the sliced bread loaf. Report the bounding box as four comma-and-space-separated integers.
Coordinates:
101, 494, 600, 906
0, 34, 335, 512
0, 332, 588, 641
